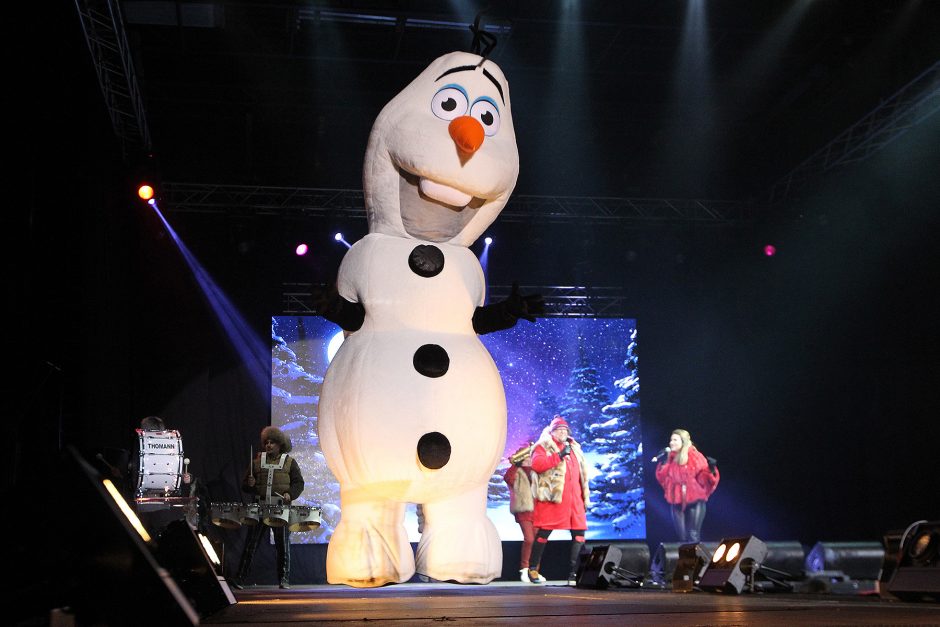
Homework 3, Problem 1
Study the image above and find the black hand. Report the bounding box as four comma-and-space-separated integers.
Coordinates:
558, 443, 571, 459
313, 283, 364, 332
505, 281, 543, 323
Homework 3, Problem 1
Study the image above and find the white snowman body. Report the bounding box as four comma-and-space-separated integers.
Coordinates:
318, 51, 519, 587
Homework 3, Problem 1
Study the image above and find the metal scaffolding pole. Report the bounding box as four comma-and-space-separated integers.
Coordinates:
163, 182, 757, 225
770, 59, 940, 204
73, 0, 152, 155
281, 283, 628, 318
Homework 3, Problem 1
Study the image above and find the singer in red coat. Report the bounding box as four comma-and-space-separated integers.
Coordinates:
654, 428, 719, 542
525, 416, 590, 585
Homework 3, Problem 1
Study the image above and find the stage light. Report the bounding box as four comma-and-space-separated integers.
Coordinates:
138, 184, 155, 201
883, 520, 940, 601
699, 535, 768, 594
712, 542, 726, 563
334, 232, 352, 249
484, 236, 493, 245
763, 244, 776, 256
295, 243, 309, 256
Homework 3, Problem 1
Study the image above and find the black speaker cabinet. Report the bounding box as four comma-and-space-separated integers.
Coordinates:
577, 545, 622, 589
57, 446, 200, 626
884, 520, 940, 602
672, 543, 710, 592
154, 520, 237, 618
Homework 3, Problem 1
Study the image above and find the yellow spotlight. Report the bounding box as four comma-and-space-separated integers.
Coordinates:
726, 542, 741, 562
137, 184, 155, 201
712, 543, 727, 563
102, 479, 151, 543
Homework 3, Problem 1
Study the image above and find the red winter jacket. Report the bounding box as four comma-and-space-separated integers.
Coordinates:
655, 446, 719, 509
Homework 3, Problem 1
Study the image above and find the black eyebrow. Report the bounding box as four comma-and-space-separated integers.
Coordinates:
435, 64, 505, 105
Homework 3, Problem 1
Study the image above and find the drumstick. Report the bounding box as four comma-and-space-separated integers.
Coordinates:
249, 445, 254, 479
183, 457, 190, 473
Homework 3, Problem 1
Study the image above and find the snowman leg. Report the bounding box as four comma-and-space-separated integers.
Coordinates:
416, 486, 502, 584
326, 496, 414, 587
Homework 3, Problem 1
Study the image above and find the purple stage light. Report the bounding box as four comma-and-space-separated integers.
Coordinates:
296, 243, 309, 256
764, 244, 777, 257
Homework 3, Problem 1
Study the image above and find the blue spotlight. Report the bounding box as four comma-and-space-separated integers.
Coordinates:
484, 236, 493, 246
334, 232, 352, 249
480, 235, 491, 275
147, 200, 270, 398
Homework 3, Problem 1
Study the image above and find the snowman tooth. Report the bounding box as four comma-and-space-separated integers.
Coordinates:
418, 177, 473, 208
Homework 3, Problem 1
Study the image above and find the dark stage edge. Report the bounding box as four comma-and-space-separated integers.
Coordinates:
203, 581, 940, 625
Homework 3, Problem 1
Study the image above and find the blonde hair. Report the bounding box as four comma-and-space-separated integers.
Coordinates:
672, 428, 692, 465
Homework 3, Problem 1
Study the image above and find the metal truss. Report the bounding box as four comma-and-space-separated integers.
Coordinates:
73, 0, 152, 155
163, 182, 755, 225
282, 283, 628, 318
770, 59, 940, 203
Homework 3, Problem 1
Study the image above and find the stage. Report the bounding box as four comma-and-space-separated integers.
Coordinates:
196, 581, 940, 625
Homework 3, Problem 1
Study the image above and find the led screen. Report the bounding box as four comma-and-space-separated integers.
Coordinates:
272, 316, 645, 543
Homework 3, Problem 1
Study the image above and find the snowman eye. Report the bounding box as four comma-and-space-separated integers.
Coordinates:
470, 97, 500, 136
431, 85, 469, 121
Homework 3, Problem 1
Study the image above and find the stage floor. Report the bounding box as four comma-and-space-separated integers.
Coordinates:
203, 580, 940, 625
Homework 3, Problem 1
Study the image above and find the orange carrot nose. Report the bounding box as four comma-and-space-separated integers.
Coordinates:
449, 116, 485, 155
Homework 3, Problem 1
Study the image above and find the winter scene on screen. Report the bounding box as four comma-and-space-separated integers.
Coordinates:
271, 315, 645, 544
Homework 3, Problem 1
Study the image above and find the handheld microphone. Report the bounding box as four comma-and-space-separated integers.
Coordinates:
650, 447, 670, 463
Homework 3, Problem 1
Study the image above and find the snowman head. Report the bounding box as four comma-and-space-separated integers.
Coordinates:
363, 51, 519, 247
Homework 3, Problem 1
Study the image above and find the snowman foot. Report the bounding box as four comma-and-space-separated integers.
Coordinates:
326, 517, 414, 587
416, 514, 501, 584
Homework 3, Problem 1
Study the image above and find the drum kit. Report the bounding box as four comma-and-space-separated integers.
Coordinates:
210, 501, 321, 532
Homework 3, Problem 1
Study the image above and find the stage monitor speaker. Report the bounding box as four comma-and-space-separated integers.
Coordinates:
672, 543, 710, 592
878, 530, 905, 594
699, 536, 768, 594
56, 445, 200, 626
154, 520, 236, 618
805, 541, 885, 580
883, 520, 940, 602
577, 542, 650, 589
577, 545, 621, 589
650, 542, 719, 584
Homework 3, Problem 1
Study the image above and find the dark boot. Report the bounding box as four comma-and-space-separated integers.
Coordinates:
276, 527, 291, 589
232, 525, 262, 588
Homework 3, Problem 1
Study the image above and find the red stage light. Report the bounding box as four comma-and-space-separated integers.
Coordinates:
137, 184, 155, 201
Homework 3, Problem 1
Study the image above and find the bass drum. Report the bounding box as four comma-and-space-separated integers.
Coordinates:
136, 429, 183, 496
210, 502, 242, 529
288, 505, 322, 532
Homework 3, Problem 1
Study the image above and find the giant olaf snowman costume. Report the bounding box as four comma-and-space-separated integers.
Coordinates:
318, 51, 531, 587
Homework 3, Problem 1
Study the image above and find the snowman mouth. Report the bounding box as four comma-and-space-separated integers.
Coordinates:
397, 169, 484, 242
418, 178, 473, 208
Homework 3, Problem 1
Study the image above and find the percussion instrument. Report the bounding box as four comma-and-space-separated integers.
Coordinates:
288, 505, 322, 532
210, 502, 242, 529
239, 502, 261, 526
136, 429, 184, 496
262, 503, 290, 527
